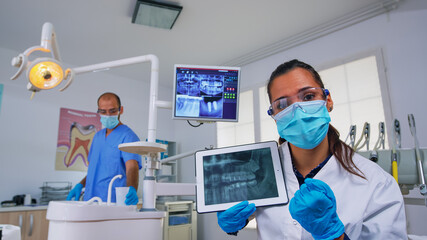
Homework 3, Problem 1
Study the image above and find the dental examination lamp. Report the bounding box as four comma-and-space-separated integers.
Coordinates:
11, 22, 195, 211
10, 23, 69, 99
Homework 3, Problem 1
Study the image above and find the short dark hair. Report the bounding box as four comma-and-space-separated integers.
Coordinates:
97, 92, 121, 108
267, 59, 324, 103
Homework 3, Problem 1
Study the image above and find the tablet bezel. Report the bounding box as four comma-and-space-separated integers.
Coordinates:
195, 141, 288, 213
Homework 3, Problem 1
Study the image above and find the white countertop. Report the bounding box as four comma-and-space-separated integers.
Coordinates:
0, 205, 48, 212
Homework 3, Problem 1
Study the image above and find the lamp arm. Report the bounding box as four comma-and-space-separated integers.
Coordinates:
159, 150, 197, 164
59, 69, 75, 91
69, 54, 160, 144
156, 100, 172, 109
41, 22, 61, 61
72, 55, 158, 74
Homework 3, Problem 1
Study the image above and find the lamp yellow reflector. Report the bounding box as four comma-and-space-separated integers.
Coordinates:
29, 61, 64, 90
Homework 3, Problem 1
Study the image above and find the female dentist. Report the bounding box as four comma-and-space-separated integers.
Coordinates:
217, 59, 407, 239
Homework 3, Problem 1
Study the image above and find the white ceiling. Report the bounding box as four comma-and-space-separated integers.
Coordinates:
0, 0, 390, 88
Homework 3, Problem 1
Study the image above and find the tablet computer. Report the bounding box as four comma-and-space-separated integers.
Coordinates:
195, 141, 288, 213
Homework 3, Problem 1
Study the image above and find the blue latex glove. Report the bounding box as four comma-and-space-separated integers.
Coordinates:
125, 186, 138, 205
289, 178, 344, 240
217, 201, 256, 233
66, 183, 83, 201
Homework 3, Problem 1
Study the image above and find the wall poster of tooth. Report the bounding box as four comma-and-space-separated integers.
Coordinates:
195, 141, 288, 213
55, 107, 102, 171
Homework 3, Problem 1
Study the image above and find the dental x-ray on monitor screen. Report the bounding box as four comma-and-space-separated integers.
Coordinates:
195, 141, 288, 213
173, 64, 240, 122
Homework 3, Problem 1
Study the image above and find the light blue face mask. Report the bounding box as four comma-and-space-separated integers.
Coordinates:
273, 100, 331, 149
100, 115, 120, 129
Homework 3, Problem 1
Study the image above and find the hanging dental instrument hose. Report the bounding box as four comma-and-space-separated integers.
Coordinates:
391, 119, 400, 184
408, 114, 427, 197
353, 122, 370, 152
370, 122, 385, 162
344, 125, 356, 149
365, 123, 370, 151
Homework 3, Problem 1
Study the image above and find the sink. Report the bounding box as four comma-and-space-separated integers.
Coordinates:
47, 201, 165, 221
46, 201, 166, 240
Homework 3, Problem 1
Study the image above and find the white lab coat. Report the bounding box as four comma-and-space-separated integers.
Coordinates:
255, 142, 407, 240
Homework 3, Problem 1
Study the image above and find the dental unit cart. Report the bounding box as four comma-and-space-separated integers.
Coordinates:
156, 201, 197, 240
46, 175, 166, 240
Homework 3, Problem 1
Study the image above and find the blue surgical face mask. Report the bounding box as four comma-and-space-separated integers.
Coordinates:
100, 115, 120, 129
273, 100, 331, 149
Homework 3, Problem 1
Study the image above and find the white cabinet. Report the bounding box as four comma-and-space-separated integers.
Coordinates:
157, 201, 197, 240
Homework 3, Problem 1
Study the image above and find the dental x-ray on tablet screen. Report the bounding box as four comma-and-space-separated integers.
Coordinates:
195, 141, 288, 213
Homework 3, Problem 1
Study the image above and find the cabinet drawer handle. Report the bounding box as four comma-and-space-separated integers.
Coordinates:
19, 214, 23, 230
28, 213, 34, 236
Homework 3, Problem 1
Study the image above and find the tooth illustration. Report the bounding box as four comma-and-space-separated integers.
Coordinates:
63, 122, 96, 167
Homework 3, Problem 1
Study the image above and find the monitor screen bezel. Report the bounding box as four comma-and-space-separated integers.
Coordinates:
172, 64, 241, 122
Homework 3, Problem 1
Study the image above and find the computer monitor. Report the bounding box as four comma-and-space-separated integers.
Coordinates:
172, 64, 240, 122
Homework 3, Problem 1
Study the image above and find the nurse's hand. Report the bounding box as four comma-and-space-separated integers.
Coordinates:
217, 201, 256, 234
66, 183, 83, 201
289, 178, 344, 240
125, 186, 138, 205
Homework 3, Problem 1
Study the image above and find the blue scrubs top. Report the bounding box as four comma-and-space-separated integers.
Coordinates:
83, 125, 142, 202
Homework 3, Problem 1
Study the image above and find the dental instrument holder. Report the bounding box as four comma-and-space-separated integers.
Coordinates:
370, 122, 385, 162
354, 122, 370, 151
391, 119, 400, 184
357, 148, 427, 192
365, 123, 370, 151
408, 114, 427, 196
394, 119, 402, 148
345, 125, 356, 149
11, 22, 196, 212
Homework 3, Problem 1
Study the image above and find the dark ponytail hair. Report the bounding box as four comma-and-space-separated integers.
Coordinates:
268, 59, 365, 179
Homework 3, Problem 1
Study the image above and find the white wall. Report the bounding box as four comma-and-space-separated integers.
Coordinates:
175, 0, 427, 238
0, 47, 176, 202
242, 1, 427, 149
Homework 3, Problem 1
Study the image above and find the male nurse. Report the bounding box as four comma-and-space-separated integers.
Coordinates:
67, 92, 142, 205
